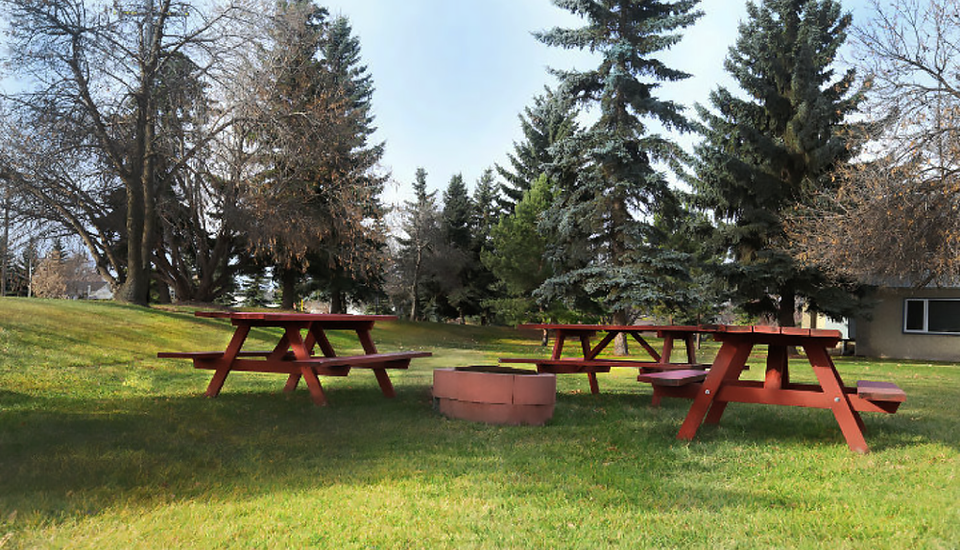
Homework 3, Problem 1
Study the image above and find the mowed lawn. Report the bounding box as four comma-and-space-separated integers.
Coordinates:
0, 299, 957, 549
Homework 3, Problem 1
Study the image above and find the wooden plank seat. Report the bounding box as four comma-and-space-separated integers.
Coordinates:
159, 351, 431, 374
857, 381, 906, 413
499, 357, 709, 373
157, 351, 224, 360
637, 369, 708, 386
157, 350, 284, 360
637, 369, 707, 407
290, 351, 432, 369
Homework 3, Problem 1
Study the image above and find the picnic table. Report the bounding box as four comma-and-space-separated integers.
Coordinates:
499, 324, 712, 394
158, 311, 431, 406
647, 325, 906, 453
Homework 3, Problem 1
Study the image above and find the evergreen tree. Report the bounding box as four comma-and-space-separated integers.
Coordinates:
470, 169, 503, 324
537, 0, 702, 351
438, 173, 477, 322
483, 174, 556, 323
395, 168, 442, 321
496, 88, 579, 210
306, 15, 388, 313
473, 168, 502, 242
442, 174, 473, 252
692, 0, 868, 326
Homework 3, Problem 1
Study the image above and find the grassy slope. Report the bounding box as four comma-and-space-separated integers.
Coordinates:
0, 299, 957, 549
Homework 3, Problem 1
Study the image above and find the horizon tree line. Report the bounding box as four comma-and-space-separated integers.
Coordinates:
2, 0, 958, 336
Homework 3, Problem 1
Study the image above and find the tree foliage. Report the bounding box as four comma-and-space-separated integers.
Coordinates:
482, 174, 558, 323
692, 0, 868, 325
537, 0, 702, 340
0, 0, 247, 305
788, 0, 960, 287
495, 88, 579, 210
393, 168, 442, 321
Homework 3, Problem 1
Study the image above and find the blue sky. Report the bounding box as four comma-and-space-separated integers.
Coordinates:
319, 0, 867, 206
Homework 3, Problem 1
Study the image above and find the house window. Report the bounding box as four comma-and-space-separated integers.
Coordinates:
903, 299, 960, 334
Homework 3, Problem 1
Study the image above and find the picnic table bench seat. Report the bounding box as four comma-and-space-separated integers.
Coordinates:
637, 369, 708, 386
158, 350, 431, 374
158, 350, 283, 360
637, 369, 708, 406
856, 380, 906, 413
498, 357, 710, 373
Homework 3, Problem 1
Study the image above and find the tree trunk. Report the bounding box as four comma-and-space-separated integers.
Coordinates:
613, 309, 630, 356
280, 267, 298, 310
330, 288, 346, 314
1, 187, 8, 297
410, 246, 423, 321
154, 278, 172, 304
118, 175, 149, 305
778, 288, 797, 328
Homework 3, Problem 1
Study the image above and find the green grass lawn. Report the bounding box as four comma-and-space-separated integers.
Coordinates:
0, 298, 957, 549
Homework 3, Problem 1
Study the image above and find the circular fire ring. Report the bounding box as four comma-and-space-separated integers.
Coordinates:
432, 366, 556, 426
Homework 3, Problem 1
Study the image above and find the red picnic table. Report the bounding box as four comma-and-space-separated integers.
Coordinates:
158, 311, 431, 406
645, 325, 906, 453
500, 324, 712, 394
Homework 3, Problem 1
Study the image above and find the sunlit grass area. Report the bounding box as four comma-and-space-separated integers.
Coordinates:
1, 299, 957, 548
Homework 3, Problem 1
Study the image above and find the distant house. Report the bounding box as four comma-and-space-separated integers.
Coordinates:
854, 285, 960, 362
66, 279, 113, 300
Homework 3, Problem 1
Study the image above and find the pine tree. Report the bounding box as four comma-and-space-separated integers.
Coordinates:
483, 174, 555, 304
396, 168, 442, 321
473, 168, 502, 242
306, 14, 387, 313
496, 88, 579, 210
537, 0, 702, 350
437, 174, 477, 322
469, 169, 504, 324
692, 0, 868, 326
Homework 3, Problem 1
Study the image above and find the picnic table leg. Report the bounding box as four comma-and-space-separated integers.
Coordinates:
703, 353, 749, 425
678, 341, 753, 440
661, 335, 675, 364
684, 334, 697, 364
300, 365, 329, 406
286, 324, 331, 406
587, 372, 600, 394
551, 332, 566, 359
765, 345, 789, 389
578, 334, 604, 394
286, 324, 338, 394
805, 344, 869, 453
205, 324, 251, 398
357, 328, 397, 398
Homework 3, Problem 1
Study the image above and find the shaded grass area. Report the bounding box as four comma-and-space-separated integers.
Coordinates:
0, 299, 957, 548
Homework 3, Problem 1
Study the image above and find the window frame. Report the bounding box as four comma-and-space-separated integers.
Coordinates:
903, 298, 960, 335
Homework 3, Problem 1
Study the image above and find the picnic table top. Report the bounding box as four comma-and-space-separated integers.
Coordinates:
517, 323, 842, 339
194, 311, 398, 323
517, 324, 707, 332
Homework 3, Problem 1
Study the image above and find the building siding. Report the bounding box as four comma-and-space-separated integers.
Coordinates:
856, 287, 960, 362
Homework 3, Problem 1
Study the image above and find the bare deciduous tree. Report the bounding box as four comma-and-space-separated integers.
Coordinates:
0, 0, 250, 304
788, 0, 960, 286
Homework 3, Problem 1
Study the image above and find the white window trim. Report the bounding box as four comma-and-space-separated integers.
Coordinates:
903, 298, 960, 335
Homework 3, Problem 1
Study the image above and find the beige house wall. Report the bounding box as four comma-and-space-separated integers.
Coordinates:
856, 287, 960, 362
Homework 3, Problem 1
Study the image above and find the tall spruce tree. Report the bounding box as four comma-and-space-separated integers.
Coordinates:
471, 169, 503, 323
396, 168, 441, 321
496, 88, 579, 210
438, 173, 477, 322
483, 174, 556, 323
692, 0, 868, 326
537, 0, 702, 352
306, 15, 387, 313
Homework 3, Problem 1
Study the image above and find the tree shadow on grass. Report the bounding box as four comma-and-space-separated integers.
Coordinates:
0, 386, 795, 525
550, 387, 954, 453
1, 372, 952, 533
